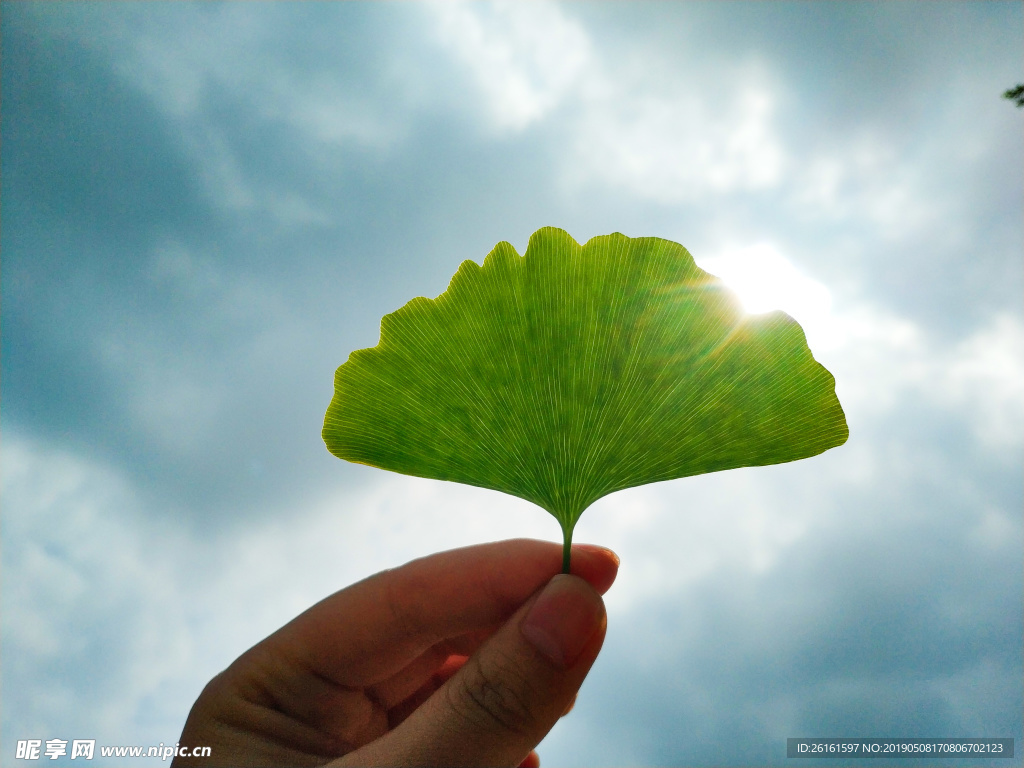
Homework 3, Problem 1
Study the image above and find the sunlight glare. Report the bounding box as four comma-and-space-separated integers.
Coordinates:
697, 243, 837, 350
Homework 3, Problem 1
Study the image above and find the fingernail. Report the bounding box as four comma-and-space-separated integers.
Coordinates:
520, 574, 605, 669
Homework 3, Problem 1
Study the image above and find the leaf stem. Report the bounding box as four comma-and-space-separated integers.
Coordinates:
561, 522, 573, 574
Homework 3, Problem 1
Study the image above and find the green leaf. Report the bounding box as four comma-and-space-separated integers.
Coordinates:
324, 227, 848, 571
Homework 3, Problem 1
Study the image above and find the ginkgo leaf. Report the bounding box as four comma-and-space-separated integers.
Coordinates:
324, 227, 848, 571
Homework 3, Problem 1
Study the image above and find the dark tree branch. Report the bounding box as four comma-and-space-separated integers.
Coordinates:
1003, 84, 1024, 108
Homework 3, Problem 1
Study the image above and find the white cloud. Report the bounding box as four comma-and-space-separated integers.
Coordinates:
86, 241, 303, 457
786, 83, 1017, 247
33, 3, 398, 223
429, 0, 592, 132
1, 438, 192, 744
569, 81, 786, 202
102, 5, 403, 151
789, 135, 944, 242
938, 313, 1024, 448
824, 307, 1024, 452
575, 470, 816, 613
426, 1, 787, 201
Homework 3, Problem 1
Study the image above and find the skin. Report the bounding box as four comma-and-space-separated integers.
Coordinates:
173, 539, 619, 767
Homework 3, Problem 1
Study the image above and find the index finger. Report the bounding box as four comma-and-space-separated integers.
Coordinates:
270, 539, 619, 687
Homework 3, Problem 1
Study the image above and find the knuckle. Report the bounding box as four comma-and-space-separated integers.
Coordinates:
446, 650, 539, 738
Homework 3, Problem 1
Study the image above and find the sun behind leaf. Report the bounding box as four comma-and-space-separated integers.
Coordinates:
324, 227, 848, 572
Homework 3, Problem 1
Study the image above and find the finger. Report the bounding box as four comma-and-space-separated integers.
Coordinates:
369, 645, 468, 712
271, 540, 618, 687
561, 692, 577, 717
519, 750, 541, 768
368, 622, 504, 713
434, 654, 468, 684
445, 624, 502, 656
367, 623, 498, 710
333, 573, 607, 767
365, 642, 453, 709
384, 652, 469, 729
572, 543, 620, 593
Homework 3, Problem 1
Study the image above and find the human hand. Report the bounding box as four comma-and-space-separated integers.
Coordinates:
173, 538, 619, 767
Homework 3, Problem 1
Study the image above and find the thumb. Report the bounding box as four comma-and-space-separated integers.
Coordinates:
337, 574, 608, 767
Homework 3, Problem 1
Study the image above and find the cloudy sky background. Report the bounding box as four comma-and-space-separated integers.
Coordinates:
2, 2, 1022, 765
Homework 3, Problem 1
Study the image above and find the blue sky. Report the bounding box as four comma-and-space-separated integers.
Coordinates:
2, 2, 1022, 766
